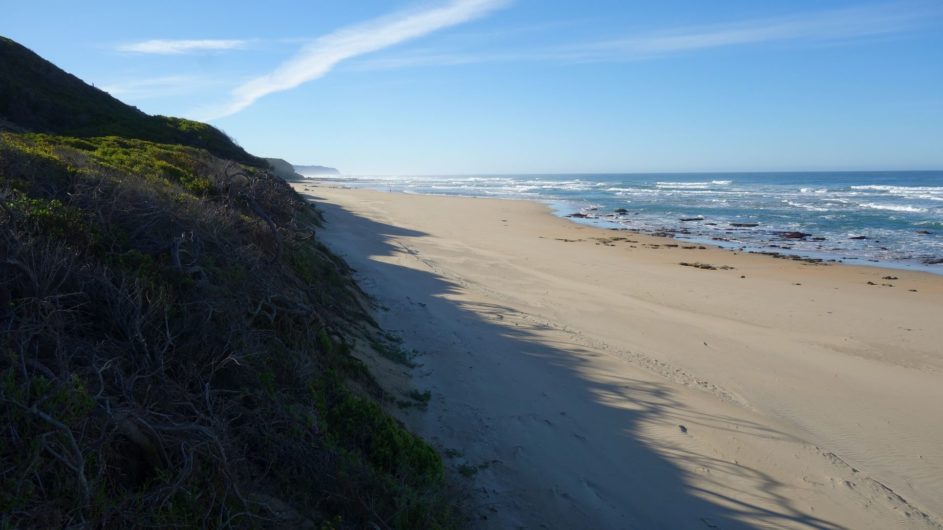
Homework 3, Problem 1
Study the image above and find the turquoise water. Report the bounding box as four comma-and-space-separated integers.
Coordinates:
303, 170, 943, 273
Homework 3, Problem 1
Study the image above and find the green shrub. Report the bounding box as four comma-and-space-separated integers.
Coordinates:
326, 393, 443, 486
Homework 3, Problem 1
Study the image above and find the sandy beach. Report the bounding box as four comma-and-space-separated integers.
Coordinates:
294, 184, 943, 529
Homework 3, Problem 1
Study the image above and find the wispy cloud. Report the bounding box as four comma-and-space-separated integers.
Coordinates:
355, 2, 942, 70
353, 48, 536, 71
117, 39, 248, 55
566, 2, 941, 61
352, 50, 528, 71
206, 0, 510, 120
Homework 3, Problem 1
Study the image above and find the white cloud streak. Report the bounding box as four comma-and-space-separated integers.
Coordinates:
567, 2, 940, 60
354, 2, 942, 70
207, 0, 509, 119
117, 39, 247, 55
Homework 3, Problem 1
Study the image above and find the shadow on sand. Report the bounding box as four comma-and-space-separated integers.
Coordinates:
308, 193, 844, 530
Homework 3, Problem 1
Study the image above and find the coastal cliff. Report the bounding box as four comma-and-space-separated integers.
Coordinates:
264, 157, 306, 181
295, 164, 340, 176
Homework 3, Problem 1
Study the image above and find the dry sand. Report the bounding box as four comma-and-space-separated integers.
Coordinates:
294, 184, 943, 529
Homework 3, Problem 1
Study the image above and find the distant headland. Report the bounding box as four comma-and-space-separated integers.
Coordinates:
263, 158, 340, 181
294, 163, 340, 176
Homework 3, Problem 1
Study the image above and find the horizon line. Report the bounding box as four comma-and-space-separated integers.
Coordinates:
294, 168, 943, 177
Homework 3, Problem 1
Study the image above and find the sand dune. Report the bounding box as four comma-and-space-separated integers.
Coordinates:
295, 184, 943, 529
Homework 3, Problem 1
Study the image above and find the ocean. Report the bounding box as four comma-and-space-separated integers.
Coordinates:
302, 171, 943, 273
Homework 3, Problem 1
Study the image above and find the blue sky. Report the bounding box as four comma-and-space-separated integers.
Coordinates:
4, 1, 943, 174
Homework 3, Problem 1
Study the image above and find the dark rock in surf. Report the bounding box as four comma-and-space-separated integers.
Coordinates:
780, 231, 811, 239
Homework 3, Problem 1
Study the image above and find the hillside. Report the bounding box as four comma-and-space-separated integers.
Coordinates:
264, 157, 306, 181
0, 38, 454, 528
0, 36, 260, 166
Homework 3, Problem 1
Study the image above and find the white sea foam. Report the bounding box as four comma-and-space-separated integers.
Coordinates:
661, 189, 741, 195
859, 203, 928, 213
851, 185, 943, 202
784, 200, 829, 212
655, 181, 712, 189
851, 185, 943, 192
656, 181, 736, 191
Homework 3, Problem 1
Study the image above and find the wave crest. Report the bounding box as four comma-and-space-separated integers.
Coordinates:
859, 202, 928, 213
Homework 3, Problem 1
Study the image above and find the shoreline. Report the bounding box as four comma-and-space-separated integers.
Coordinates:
295, 183, 943, 529
306, 178, 943, 277
551, 202, 943, 276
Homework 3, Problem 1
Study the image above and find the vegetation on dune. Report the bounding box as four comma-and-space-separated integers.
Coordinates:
0, 36, 456, 529
0, 36, 261, 166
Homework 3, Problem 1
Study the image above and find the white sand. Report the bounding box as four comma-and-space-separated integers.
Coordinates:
296, 184, 943, 529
